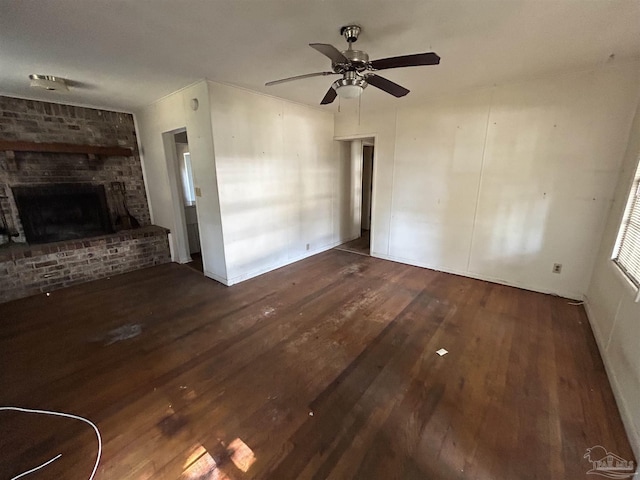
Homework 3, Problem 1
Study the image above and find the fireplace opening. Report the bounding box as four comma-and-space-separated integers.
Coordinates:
13, 183, 113, 244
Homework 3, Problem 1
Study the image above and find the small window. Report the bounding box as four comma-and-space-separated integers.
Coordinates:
613, 155, 640, 289
180, 152, 196, 206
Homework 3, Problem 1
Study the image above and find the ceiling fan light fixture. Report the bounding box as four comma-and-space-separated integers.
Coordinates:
336, 84, 363, 99
332, 74, 367, 99
29, 74, 69, 92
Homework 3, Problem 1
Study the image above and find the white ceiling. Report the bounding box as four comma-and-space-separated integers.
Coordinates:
1, 1, 639, 113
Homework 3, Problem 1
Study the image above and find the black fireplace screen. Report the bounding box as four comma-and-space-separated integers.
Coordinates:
13, 184, 113, 244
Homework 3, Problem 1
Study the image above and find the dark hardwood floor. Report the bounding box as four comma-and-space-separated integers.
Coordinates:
0, 249, 633, 479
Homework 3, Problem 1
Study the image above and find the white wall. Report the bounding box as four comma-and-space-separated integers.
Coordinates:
137, 79, 355, 286
207, 81, 356, 285
335, 62, 640, 299
135, 81, 227, 281
585, 97, 640, 459
362, 145, 374, 230
348, 139, 363, 239
135, 90, 184, 252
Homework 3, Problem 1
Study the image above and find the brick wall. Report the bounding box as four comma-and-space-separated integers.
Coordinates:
0, 95, 150, 241
0, 96, 138, 144
0, 226, 170, 303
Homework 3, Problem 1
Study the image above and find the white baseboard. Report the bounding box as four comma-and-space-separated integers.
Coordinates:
222, 238, 348, 287
201, 269, 230, 286
583, 298, 640, 462
371, 252, 583, 300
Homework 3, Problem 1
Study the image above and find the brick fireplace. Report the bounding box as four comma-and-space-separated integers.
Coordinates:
0, 96, 170, 303
13, 183, 113, 243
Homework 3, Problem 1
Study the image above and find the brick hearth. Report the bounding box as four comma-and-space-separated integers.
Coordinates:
0, 226, 170, 303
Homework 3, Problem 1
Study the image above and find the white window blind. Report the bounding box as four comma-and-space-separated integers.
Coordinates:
613, 156, 640, 288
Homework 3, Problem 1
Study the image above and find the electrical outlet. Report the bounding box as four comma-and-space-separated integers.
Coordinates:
552, 263, 562, 274
195, 187, 202, 197
306, 243, 310, 251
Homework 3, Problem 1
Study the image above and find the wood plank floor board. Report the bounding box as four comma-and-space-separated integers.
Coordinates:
0, 249, 634, 479
433, 308, 509, 479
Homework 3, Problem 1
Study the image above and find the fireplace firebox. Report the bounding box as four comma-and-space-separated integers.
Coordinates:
13, 183, 113, 244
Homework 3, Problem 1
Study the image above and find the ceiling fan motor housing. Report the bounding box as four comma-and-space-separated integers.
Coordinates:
336, 50, 369, 72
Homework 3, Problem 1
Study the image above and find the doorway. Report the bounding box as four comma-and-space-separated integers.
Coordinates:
337, 138, 374, 256
171, 130, 202, 272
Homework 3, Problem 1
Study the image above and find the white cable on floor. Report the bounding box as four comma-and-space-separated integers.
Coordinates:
11, 453, 62, 480
0, 406, 102, 480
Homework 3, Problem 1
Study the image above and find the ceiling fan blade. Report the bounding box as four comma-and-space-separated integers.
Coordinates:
369, 52, 440, 70
366, 74, 410, 98
265, 72, 338, 86
309, 43, 349, 64
320, 87, 337, 105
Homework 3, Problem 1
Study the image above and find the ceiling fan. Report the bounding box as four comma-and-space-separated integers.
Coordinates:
265, 25, 440, 105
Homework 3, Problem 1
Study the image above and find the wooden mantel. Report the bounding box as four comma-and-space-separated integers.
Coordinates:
0, 140, 133, 157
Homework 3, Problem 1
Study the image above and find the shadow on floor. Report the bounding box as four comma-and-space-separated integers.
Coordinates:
335, 230, 370, 256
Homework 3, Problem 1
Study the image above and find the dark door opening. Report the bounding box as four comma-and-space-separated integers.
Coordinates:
173, 130, 203, 273
337, 141, 374, 256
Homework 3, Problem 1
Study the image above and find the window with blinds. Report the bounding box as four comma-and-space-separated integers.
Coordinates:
613, 156, 640, 288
